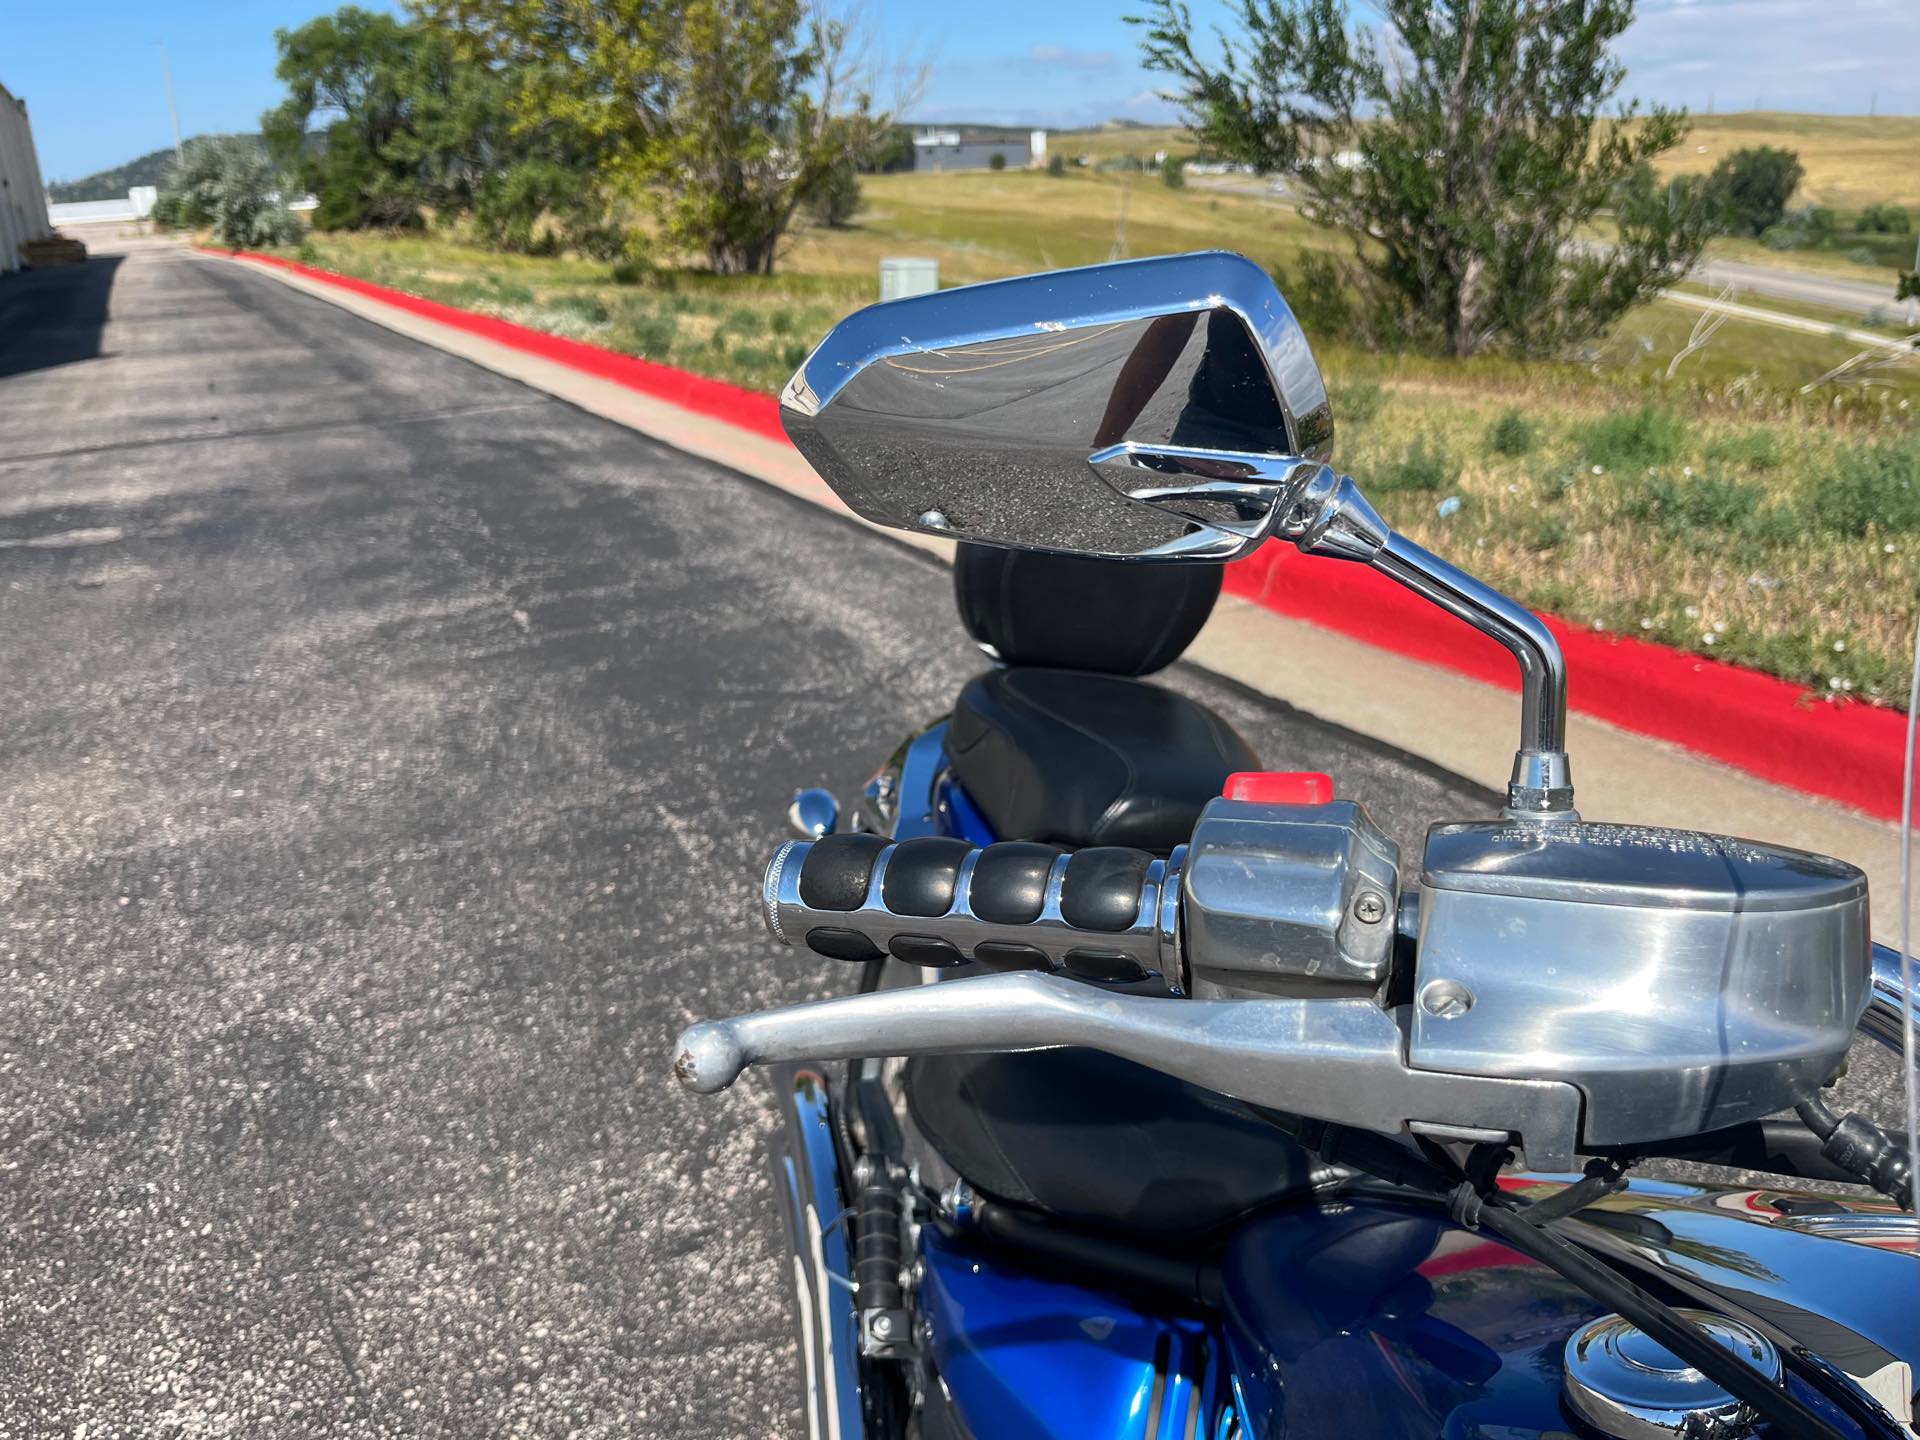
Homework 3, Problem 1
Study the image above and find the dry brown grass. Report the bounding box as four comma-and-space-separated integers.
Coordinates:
1648, 112, 1920, 211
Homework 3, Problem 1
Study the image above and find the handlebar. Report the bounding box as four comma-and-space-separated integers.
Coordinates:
763, 834, 1181, 987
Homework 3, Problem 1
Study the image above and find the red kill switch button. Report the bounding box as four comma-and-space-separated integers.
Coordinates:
1222, 771, 1334, 805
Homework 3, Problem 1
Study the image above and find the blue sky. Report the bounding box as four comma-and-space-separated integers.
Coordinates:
10, 0, 1919, 182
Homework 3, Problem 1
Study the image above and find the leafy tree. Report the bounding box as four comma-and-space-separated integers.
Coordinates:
263, 7, 431, 228
806, 146, 863, 227
424, 0, 903, 274
153, 135, 306, 248
1133, 0, 1719, 356
864, 124, 916, 173
1703, 145, 1803, 238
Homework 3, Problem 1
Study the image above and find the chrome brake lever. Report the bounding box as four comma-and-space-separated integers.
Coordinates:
672, 972, 1584, 1170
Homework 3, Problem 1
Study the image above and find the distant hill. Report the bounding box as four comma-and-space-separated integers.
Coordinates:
48, 134, 268, 202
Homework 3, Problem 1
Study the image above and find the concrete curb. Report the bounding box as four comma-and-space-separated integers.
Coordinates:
193, 245, 1908, 923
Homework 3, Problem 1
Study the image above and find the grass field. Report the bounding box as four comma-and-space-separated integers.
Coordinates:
283, 166, 1920, 706
1058, 111, 1920, 211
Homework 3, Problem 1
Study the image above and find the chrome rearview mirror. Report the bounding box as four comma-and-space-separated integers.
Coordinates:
780, 250, 1582, 819
779, 251, 1334, 561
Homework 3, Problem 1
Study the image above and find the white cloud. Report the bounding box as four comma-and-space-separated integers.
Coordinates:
1029, 45, 1116, 70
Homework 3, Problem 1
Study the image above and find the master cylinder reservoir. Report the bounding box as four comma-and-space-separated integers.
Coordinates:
1411, 820, 1870, 1147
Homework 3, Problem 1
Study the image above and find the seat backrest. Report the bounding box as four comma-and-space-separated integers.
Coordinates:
952, 544, 1222, 677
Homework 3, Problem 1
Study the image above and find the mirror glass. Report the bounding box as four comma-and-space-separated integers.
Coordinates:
780, 251, 1332, 561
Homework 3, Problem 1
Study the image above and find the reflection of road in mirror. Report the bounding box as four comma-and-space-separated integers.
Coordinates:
790, 306, 1297, 557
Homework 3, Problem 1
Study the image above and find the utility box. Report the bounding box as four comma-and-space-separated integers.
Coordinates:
880, 257, 938, 302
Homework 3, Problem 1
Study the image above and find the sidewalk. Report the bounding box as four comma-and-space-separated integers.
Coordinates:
201, 247, 1911, 927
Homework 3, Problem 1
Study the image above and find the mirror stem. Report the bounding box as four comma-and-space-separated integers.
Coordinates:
1282, 469, 1575, 818
1373, 534, 1574, 817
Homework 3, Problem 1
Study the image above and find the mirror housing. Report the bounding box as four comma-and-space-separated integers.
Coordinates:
782, 251, 1577, 818
780, 251, 1333, 561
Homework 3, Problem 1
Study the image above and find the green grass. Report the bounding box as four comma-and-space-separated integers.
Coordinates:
278, 166, 1920, 707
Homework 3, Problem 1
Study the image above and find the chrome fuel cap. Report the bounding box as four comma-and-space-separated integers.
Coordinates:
1563, 1309, 1782, 1439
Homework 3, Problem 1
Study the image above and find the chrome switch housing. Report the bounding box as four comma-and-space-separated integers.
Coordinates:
1412, 819, 1870, 1147
1182, 797, 1400, 999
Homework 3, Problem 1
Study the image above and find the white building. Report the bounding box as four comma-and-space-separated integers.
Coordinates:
0, 80, 53, 274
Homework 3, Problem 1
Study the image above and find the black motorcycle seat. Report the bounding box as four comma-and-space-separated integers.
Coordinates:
944, 669, 1259, 853
906, 1048, 1321, 1242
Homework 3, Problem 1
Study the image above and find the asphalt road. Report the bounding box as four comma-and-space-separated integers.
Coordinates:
1694, 256, 1913, 322
0, 244, 1519, 1438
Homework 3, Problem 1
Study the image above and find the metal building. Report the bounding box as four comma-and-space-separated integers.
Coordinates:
0, 80, 53, 275
912, 128, 1046, 173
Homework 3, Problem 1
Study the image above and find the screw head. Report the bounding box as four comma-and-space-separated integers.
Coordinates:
1354, 891, 1388, 925
871, 1314, 894, 1338
917, 509, 950, 530
1421, 979, 1474, 1020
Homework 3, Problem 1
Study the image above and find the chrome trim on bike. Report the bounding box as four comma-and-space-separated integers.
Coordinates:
771, 1068, 867, 1440
1861, 942, 1914, 1053
675, 971, 1585, 1169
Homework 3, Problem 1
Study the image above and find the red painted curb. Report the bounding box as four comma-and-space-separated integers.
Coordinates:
1226, 545, 1908, 820
204, 245, 1908, 821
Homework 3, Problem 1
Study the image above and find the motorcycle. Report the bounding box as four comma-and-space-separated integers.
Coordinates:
674, 251, 1919, 1440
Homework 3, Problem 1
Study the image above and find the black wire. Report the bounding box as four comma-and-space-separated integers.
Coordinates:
1798, 1096, 1841, 1140
1475, 1200, 1849, 1440
1274, 1126, 1857, 1440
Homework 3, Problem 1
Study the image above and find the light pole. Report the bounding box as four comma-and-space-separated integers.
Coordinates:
158, 41, 183, 162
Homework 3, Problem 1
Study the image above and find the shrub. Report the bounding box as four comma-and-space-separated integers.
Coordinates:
1861, 203, 1911, 235
1704, 429, 1781, 472
1616, 470, 1765, 535
153, 135, 306, 249
611, 258, 653, 286
549, 293, 610, 325
1046, 154, 1066, 178
1808, 437, 1920, 536
1372, 438, 1456, 493
611, 310, 679, 358
1275, 250, 1356, 344
1846, 247, 1880, 266
805, 156, 862, 227
1161, 155, 1186, 189
1486, 409, 1538, 457
1577, 405, 1689, 470
988, 152, 1007, 172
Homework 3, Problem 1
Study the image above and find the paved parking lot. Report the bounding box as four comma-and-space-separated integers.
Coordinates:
0, 244, 1536, 1437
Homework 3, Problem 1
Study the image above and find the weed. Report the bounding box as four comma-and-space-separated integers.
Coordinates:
611, 310, 679, 357
1529, 516, 1570, 550
1577, 404, 1690, 470
1372, 438, 1457, 493
1616, 469, 1767, 535
1486, 409, 1538, 457
549, 293, 611, 325
1808, 436, 1920, 535
1331, 379, 1385, 425
1704, 428, 1783, 471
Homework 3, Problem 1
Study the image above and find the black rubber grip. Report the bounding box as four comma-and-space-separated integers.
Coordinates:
799, 833, 888, 911
882, 837, 974, 917
969, 842, 1063, 925
805, 927, 886, 963
1060, 848, 1153, 931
